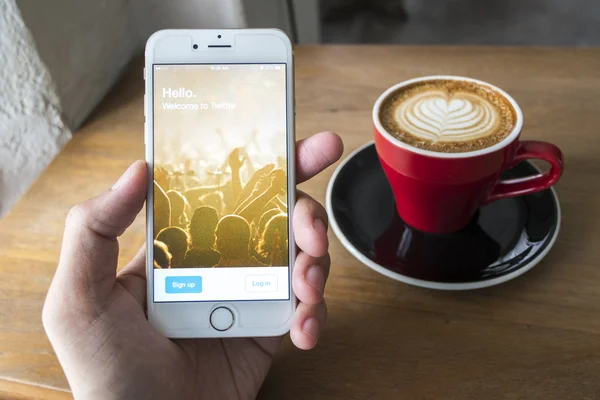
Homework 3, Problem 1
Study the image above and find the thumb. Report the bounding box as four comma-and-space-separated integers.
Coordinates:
51, 160, 147, 312
117, 245, 147, 309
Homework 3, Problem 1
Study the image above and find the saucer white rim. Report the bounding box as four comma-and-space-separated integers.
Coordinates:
326, 141, 562, 291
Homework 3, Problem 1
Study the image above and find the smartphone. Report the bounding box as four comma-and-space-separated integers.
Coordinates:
144, 29, 296, 338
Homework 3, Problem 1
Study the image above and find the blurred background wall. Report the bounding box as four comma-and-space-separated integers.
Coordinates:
0, 0, 245, 217
321, 0, 600, 45
1, 0, 599, 217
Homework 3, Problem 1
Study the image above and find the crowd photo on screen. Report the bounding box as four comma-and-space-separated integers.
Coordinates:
153, 144, 289, 269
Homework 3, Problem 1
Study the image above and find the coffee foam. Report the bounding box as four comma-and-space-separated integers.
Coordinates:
394, 89, 500, 141
380, 80, 516, 153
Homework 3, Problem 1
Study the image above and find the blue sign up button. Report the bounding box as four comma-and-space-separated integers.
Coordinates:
166, 276, 203, 294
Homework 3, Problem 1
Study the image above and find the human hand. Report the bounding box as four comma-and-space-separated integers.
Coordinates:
154, 165, 169, 191
252, 174, 270, 195
256, 162, 275, 175
269, 168, 287, 194
243, 163, 275, 197
43, 131, 343, 400
228, 147, 245, 171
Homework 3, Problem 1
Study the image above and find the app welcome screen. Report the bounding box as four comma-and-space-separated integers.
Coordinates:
152, 64, 289, 302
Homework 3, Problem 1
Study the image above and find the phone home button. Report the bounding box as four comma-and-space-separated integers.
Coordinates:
210, 307, 234, 331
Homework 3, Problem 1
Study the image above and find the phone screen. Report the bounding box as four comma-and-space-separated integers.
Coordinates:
152, 63, 290, 303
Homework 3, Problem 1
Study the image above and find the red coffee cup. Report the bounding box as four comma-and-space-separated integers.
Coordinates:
373, 76, 564, 234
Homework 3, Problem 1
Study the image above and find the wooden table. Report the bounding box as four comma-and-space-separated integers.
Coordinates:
1, 46, 600, 399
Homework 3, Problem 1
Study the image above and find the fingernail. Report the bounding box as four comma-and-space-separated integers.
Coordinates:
313, 218, 327, 236
302, 317, 320, 340
112, 162, 137, 190
306, 265, 325, 294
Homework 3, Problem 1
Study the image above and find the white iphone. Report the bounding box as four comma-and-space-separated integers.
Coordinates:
144, 29, 296, 338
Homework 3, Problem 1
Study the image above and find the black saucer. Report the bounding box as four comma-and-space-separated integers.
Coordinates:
326, 142, 561, 290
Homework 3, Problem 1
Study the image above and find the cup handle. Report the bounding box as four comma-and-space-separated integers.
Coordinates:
485, 140, 564, 204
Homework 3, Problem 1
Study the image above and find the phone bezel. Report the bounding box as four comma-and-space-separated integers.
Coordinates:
145, 29, 296, 338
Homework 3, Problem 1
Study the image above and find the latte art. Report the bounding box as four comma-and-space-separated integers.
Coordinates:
379, 79, 517, 153
394, 90, 500, 142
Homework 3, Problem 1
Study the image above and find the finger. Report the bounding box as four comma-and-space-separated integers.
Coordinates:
292, 251, 331, 306
53, 160, 147, 307
296, 131, 344, 184
257, 164, 275, 175
290, 300, 328, 350
117, 245, 147, 308
293, 191, 328, 258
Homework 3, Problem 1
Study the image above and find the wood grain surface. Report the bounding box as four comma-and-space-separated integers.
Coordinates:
1, 46, 599, 399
